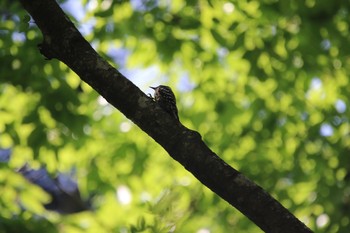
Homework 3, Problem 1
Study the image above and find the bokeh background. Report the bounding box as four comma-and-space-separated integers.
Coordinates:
1, 0, 350, 232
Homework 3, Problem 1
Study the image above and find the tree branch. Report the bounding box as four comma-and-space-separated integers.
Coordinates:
18, 1, 313, 232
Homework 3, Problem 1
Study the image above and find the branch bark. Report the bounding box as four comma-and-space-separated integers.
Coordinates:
18, 1, 313, 232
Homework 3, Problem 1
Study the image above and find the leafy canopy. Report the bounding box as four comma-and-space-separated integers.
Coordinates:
1, 0, 350, 232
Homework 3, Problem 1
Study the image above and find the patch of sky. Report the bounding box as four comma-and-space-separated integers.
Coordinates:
320, 123, 333, 137
177, 73, 196, 92
320, 39, 331, 51
335, 99, 346, 114
305, 77, 324, 100
12, 31, 26, 42
61, 0, 95, 36
130, 0, 158, 12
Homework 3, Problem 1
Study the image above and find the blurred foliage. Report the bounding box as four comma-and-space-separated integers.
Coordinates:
1, 0, 350, 232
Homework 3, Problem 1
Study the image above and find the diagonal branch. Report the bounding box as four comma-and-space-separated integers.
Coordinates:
18, 1, 313, 232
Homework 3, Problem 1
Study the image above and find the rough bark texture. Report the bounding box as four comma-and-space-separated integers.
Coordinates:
19, 1, 313, 233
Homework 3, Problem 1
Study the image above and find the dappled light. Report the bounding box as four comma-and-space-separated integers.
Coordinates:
1, 0, 350, 232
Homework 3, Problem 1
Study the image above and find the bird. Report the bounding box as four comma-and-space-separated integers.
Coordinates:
150, 85, 179, 121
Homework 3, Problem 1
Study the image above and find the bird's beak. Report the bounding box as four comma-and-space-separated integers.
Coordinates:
150, 86, 156, 90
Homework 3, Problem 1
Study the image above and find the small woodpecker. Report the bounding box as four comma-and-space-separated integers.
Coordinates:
150, 85, 179, 121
